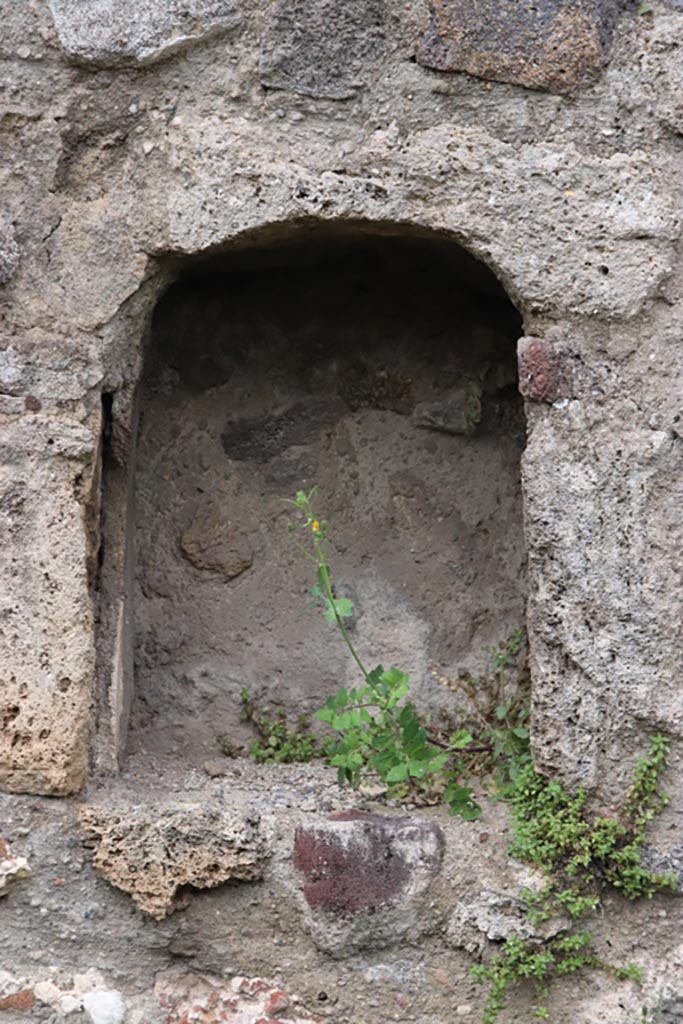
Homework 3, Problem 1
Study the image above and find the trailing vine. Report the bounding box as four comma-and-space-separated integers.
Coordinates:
474, 733, 675, 1021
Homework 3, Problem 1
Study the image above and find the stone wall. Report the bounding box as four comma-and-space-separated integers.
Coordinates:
1, 0, 683, 1020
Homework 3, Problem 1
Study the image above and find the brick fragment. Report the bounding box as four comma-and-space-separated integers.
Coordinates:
0, 990, 35, 1012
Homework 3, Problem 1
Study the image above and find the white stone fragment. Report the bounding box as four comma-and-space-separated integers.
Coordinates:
82, 989, 125, 1024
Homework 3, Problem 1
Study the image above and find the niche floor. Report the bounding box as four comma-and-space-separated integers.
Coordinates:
130, 227, 526, 763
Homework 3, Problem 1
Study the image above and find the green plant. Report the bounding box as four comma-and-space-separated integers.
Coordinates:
510, 734, 675, 918
287, 487, 481, 818
472, 932, 642, 1024
218, 687, 320, 764
286, 487, 676, 1022
432, 630, 532, 797
287, 489, 453, 795
471, 734, 674, 1020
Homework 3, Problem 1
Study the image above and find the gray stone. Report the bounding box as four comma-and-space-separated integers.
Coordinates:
82, 990, 125, 1024
417, 0, 622, 94
180, 503, 254, 580
641, 844, 683, 892
0, 839, 31, 897
413, 381, 482, 435
0, 222, 19, 285
644, 19, 683, 136
447, 879, 567, 954
47, 0, 242, 66
259, 0, 386, 99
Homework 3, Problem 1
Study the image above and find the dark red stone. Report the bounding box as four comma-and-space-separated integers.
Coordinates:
263, 990, 291, 1016
293, 812, 444, 914
517, 337, 573, 404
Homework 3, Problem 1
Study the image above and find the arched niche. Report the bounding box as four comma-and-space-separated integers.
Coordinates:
98, 219, 527, 768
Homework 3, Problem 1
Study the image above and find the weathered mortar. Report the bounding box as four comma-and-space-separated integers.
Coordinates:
1, 0, 683, 1020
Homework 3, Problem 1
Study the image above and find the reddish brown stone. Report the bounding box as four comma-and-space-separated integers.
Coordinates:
293, 811, 444, 915
24, 395, 41, 412
417, 0, 621, 95
0, 990, 34, 1012
517, 336, 573, 404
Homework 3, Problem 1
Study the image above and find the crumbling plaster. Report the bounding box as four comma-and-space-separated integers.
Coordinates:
0, 1, 682, 811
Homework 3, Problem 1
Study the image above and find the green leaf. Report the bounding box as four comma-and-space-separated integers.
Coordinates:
450, 729, 475, 750
429, 752, 448, 773
382, 667, 409, 686
333, 598, 354, 618
402, 716, 420, 743
446, 784, 482, 820
386, 763, 409, 783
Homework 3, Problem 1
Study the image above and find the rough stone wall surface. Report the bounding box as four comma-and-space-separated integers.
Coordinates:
1, 0, 683, 1018
1, 0, 681, 799
2, 763, 683, 1024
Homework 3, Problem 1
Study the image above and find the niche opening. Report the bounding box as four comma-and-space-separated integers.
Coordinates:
127, 222, 527, 765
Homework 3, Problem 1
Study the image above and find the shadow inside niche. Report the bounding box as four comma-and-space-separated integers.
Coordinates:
128, 224, 526, 767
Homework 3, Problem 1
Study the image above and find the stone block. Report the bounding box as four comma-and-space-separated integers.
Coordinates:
447, 872, 567, 954
517, 336, 574, 404
79, 801, 266, 918
47, 0, 242, 67
0, 222, 19, 285
413, 380, 482, 435
180, 503, 253, 579
417, 0, 621, 94
259, 0, 386, 99
0, 839, 31, 898
293, 811, 444, 955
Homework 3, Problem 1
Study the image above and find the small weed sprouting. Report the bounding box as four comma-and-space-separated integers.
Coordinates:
472, 933, 642, 1024
218, 688, 320, 764
286, 486, 481, 819
432, 629, 532, 798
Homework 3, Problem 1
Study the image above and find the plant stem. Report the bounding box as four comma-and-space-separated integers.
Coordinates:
315, 540, 370, 682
